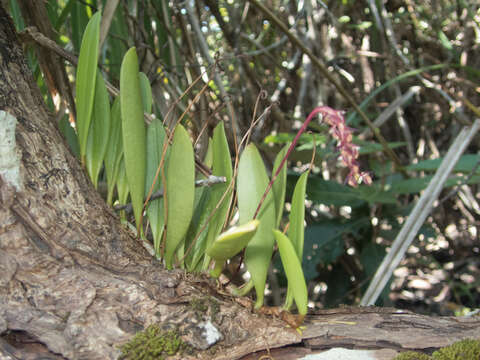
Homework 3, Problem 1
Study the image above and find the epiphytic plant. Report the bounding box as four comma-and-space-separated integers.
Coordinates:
73, 13, 371, 326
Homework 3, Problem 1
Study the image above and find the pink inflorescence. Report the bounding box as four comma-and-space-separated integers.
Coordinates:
307, 107, 372, 187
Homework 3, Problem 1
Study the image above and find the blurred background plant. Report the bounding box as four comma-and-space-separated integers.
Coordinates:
9, 0, 480, 315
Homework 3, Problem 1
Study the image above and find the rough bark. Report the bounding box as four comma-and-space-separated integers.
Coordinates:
0, 5, 479, 360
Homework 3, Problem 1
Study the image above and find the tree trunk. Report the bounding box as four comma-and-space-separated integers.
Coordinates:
0, 5, 478, 360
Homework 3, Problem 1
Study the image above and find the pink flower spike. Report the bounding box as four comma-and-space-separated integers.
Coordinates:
253, 106, 371, 219
313, 106, 371, 187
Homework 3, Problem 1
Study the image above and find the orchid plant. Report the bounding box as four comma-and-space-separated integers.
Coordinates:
72, 13, 371, 326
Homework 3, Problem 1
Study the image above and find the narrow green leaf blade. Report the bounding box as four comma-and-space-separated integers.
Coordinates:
116, 157, 129, 221
201, 122, 233, 268
272, 144, 288, 227
288, 171, 309, 256
164, 124, 195, 269
120, 47, 146, 231
273, 230, 308, 316
237, 144, 276, 309
104, 97, 123, 205
185, 139, 214, 271
75, 11, 101, 163
145, 119, 168, 257
139, 72, 153, 113
86, 72, 110, 188
284, 170, 309, 310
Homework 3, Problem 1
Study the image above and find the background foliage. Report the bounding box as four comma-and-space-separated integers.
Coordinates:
9, 0, 480, 314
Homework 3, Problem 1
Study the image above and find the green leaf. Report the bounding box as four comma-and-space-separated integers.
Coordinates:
288, 171, 309, 256
388, 174, 474, 195
264, 132, 327, 146
120, 47, 146, 232
164, 124, 195, 269
116, 157, 129, 221
185, 139, 214, 271
71, 1, 90, 52
406, 154, 480, 174
355, 140, 406, 155
307, 177, 365, 207
145, 119, 168, 257
302, 220, 367, 281
139, 72, 153, 113
237, 144, 276, 309
185, 187, 213, 271
272, 144, 288, 228
58, 116, 79, 157
104, 97, 123, 205
359, 243, 390, 305
273, 230, 308, 316
75, 11, 101, 164
86, 72, 110, 188
356, 184, 397, 204
207, 220, 259, 278
207, 219, 260, 261
200, 122, 234, 269
284, 171, 309, 310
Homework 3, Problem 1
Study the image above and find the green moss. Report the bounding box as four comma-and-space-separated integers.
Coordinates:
189, 296, 220, 321
394, 351, 431, 360
190, 298, 209, 314
120, 325, 189, 360
209, 297, 220, 319
432, 339, 480, 360
393, 339, 480, 360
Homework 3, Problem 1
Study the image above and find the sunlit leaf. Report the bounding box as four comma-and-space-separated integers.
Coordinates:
237, 144, 276, 309
284, 170, 309, 310
139, 72, 152, 113
207, 220, 259, 278
120, 47, 146, 233
200, 122, 233, 269
273, 230, 308, 316
145, 119, 167, 257
164, 124, 195, 269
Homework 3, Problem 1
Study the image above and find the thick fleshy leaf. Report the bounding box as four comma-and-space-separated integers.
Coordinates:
200, 122, 233, 269
208, 220, 259, 278
104, 97, 123, 205
288, 171, 309, 257
272, 144, 288, 227
164, 124, 195, 269
75, 12, 101, 164
284, 170, 309, 310
207, 219, 259, 261
86, 72, 110, 188
120, 47, 146, 232
139, 72, 153, 113
237, 144, 276, 309
145, 119, 168, 257
273, 230, 308, 316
